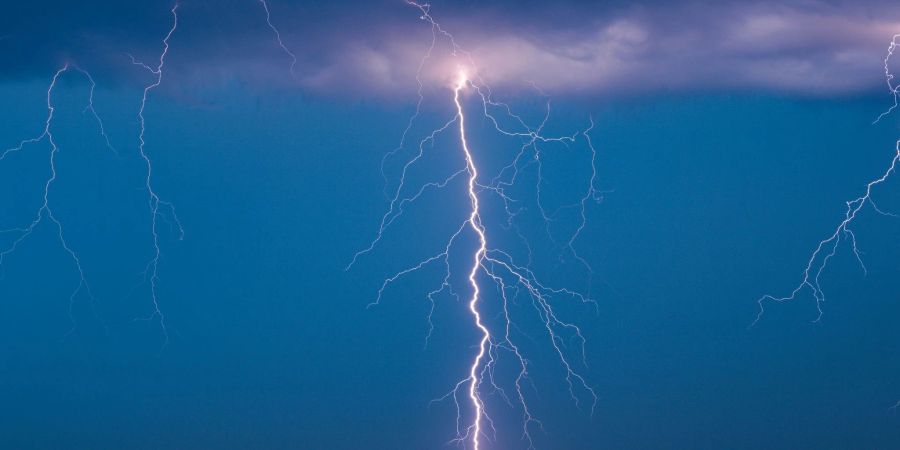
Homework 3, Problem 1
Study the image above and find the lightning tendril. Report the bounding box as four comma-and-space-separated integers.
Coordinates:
1, 4, 183, 343
754, 33, 900, 326
258, 0, 299, 77
127, 4, 183, 343
0, 64, 106, 332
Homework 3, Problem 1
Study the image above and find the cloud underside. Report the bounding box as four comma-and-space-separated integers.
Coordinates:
308, 1, 900, 97
3, 0, 899, 97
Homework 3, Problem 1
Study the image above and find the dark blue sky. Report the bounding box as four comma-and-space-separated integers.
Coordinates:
3, 1, 900, 449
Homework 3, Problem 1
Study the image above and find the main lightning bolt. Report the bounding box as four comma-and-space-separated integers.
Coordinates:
754, 33, 900, 327
453, 71, 491, 450
349, 3, 601, 448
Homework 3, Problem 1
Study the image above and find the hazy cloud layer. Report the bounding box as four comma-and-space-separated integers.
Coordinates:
2, 0, 899, 97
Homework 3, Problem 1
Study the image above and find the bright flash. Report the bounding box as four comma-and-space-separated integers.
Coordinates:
456, 70, 468, 90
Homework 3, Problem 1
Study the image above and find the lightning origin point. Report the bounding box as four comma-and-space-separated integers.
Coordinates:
456, 70, 468, 90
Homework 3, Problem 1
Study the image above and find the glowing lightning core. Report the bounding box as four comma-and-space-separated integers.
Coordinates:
453, 71, 491, 449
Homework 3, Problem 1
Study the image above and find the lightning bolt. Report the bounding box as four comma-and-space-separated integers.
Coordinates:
126, 4, 183, 343
121, 0, 301, 341
349, 3, 601, 448
0, 64, 108, 332
258, 0, 299, 77
2, 4, 182, 342
453, 71, 491, 450
0, 0, 345, 343
754, 33, 900, 326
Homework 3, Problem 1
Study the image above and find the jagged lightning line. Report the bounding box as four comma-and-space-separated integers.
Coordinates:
0, 64, 109, 330
753, 33, 900, 327
453, 72, 491, 449
874, 34, 900, 125
1, 4, 185, 340
258, 0, 299, 77
122, 0, 301, 341
349, 3, 601, 448
126, 4, 183, 343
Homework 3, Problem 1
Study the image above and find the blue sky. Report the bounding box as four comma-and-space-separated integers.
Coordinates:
3, 1, 900, 449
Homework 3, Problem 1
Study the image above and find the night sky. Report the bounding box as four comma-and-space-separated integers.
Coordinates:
3, 1, 900, 449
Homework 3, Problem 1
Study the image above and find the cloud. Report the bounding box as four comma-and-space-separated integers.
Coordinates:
2, 0, 899, 97
318, 0, 900, 97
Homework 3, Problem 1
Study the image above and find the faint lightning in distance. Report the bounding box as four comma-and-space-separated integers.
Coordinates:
753, 33, 900, 326
0, 3, 184, 341
1, 0, 344, 342
0, 64, 107, 330
124, 0, 302, 341
258, 0, 299, 77
127, 4, 183, 343
348, 2, 602, 448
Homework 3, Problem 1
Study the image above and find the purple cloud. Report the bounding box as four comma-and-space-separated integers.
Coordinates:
290, 1, 900, 97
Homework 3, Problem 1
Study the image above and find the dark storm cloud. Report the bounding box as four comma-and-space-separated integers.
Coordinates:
2, 0, 899, 96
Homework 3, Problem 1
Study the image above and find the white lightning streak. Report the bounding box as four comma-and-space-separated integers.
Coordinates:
258, 0, 298, 77
2, 3, 188, 341
454, 72, 491, 450
129, 4, 183, 343
754, 33, 900, 326
1, 65, 96, 330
